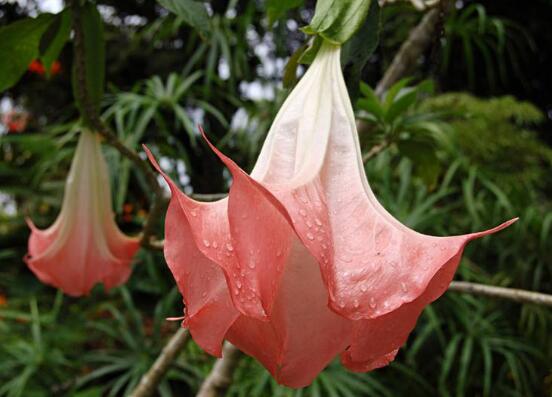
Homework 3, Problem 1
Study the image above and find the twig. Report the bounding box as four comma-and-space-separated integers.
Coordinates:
448, 281, 552, 307
375, 6, 443, 97
196, 342, 243, 397
362, 138, 391, 163
70, 0, 164, 250
129, 328, 190, 397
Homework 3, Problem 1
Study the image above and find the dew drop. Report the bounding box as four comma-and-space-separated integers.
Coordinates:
299, 209, 307, 217
201, 291, 207, 297
360, 284, 368, 292
369, 297, 377, 308
314, 218, 322, 226
306, 220, 313, 228
226, 242, 234, 251
300, 196, 309, 204
353, 299, 360, 308
321, 243, 328, 249
203, 239, 210, 248
401, 282, 408, 292
236, 280, 242, 289
306, 232, 315, 240
212, 241, 218, 249
248, 261, 256, 269
190, 209, 198, 217
276, 250, 282, 257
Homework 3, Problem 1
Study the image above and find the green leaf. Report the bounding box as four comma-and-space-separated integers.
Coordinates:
72, 3, 105, 115
266, 0, 303, 25
283, 44, 307, 88
0, 13, 55, 92
298, 36, 323, 65
302, 0, 372, 44
40, 9, 71, 76
357, 82, 384, 120
157, 0, 210, 38
398, 139, 441, 188
341, 0, 380, 101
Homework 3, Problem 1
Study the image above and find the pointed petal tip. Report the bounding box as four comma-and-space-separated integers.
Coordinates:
467, 217, 519, 241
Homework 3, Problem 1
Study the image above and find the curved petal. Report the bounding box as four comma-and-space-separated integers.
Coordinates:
144, 147, 239, 356
227, 238, 352, 388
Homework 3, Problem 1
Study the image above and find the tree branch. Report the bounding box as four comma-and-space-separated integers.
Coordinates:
375, 6, 443, 97
70, 0, 164, 250
129, 328, 190, 397
448, 281, 552, 307
196, 342, 243, 397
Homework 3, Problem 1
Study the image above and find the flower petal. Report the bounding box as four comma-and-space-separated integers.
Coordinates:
227, 238, 352, 388
340, 220, 518, 370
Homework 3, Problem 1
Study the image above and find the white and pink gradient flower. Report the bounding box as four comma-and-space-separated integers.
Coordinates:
146, 43, 516, 387
26, 130, 140, 297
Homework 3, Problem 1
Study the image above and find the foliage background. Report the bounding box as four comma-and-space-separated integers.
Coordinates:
0, 0, 551, 396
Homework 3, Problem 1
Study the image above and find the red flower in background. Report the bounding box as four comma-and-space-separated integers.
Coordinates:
145, 43, 517, 387
28, 60, 62, 76
1, 110, 29, 134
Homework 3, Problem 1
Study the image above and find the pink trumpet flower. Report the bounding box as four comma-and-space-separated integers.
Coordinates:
26, 131, 140, 297
145, 43, 516, 387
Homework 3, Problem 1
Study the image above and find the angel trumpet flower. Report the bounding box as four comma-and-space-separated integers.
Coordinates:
26, 131, 140, 297
145, 43, 516, 387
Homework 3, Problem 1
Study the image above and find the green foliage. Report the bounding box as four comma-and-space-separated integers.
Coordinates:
266, 0, 304, 25
157, 0, 211, 38
341, 0, 381, 101
0, 14, 54, 92
357, 79, 449, 187
0, 293, 86, 397
39, 9, 71, 76
443, 4, 535, 90
302, 0, 372, 44
420, 93, 551, 196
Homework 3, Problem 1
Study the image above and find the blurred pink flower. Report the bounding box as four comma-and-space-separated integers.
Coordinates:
26, 131, 140, 296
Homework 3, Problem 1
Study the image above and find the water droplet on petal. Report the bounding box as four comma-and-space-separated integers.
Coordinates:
248, 261, 256, 269
226, 242, 234, 251
306, 220, 313, 228
236, 280, 242, 289
212, 241, 218, 249
314, 218, 322, 226
401, 282, 408, 292
299, 209, 307, 217
276, 250, 282, 257
360, 284, 368, 293
203, 239, 210, 248
306, 232, 314, 240
369, 297, 377, 309
300, 196, 308, 204
201, 291, 207, 297
353, 299, 360, 308
190, 209, 198, 217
